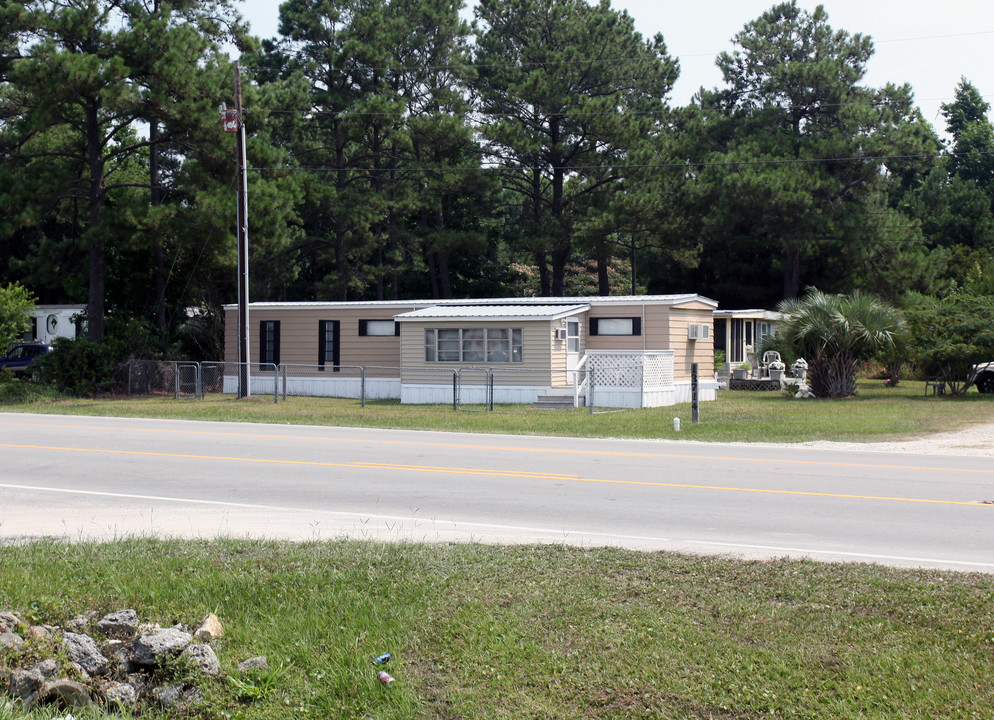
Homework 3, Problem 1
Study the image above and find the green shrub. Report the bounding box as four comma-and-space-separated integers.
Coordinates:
42, 337, 120, 396
0, 368, 60, 404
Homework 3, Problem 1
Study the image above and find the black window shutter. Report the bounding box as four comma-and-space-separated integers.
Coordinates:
318, 321, 328, 368
319, 320, 341, 371
632, 317, 642, 336
272, 322, 281, 366
394, 321, 400, 336
259, 321, 280, 366
589, 318, 599, 336
358, 320, 368, 336
332, 320, 340, 370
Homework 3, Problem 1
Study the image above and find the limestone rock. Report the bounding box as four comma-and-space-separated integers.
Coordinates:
130, 628, 192, 666
152, 684, 186, 709
0, 632, 24, 650
97, 610, 138, 637
0, 612, 23, 633
63, 632, 109, 676
182, 644, 222, 676
25, 625, 51, 641
100, 680, 137, 709
237, 656, 269, 673
8, 668, 45, 700
66, 612, 98, 631
32, 659, 58, 679
35, 679, 94, 709
194, 613, 224, 642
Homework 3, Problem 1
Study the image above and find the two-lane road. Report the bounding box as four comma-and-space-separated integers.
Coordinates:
2, 412, 993, 572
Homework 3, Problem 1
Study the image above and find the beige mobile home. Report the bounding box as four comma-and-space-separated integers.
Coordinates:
223, 294, 718, 407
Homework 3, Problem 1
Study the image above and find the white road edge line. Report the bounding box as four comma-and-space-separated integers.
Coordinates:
3, 482, 992, 570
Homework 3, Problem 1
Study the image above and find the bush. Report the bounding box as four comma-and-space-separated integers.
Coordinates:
40, 315, 151, 396
41, 337, 120, 396
906, 292, 994, 394
0, 368, 60, 404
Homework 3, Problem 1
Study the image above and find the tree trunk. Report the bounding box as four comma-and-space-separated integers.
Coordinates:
782, 242, 802, 300
809, 351, 858, 398
536, 252, 550, 296
435, 202, 452, 299
335, 135, 348, 301
597, 241, 610, 296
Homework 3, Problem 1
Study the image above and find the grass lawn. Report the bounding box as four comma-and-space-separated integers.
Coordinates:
2, 378, 992, 443
2, 539, 993, 720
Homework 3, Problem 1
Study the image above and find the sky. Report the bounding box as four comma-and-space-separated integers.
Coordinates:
234, 0, 994, 135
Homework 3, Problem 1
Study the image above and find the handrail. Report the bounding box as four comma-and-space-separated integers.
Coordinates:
572, 354, 589, 407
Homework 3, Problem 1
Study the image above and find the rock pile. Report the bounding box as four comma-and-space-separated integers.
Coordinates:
1, 609, 266, 714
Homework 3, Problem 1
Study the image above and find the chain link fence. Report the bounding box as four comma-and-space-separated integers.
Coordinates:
128, 358, 674, 409
128, 360, 202, 399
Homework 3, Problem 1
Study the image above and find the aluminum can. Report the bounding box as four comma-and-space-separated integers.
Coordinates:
377, 671, 395, 684
372, 653, 391, 665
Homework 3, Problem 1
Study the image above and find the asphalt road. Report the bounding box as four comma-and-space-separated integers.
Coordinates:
2, 412, 993, 573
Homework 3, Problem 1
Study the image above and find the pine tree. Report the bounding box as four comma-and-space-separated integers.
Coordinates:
472, 0, 677, 296
0, 0, 249, 343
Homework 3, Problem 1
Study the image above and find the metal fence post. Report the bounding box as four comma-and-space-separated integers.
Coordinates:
588, 370, 595, 414
453, 372, 458, 411
639, 362, 645, 410
174, 362, 180, 399
361, 367, 366, 408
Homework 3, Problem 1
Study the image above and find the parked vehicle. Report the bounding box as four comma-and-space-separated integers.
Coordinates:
968, 362, 994, 394
0, 342, 53, 377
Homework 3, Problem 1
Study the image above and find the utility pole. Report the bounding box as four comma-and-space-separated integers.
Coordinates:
230, 62, 251, 397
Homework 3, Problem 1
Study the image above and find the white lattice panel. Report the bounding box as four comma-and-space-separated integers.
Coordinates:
587, 352, 674, 389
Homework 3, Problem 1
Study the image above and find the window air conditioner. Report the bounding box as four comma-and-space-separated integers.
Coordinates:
688, 323, 711, 340
555, 328, 567, 341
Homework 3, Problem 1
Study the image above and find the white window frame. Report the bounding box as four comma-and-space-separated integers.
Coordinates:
424, 328, 523, 363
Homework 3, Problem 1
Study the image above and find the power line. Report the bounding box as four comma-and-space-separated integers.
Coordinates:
247, 149, 994, 175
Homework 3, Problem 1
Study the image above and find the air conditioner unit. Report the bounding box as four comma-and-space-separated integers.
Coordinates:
555, 328, 567, 340
688, 323, 711, 340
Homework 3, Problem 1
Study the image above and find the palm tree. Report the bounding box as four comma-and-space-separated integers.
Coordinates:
777, 289, 907, 398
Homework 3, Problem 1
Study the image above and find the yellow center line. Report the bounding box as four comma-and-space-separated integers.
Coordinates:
2, 420, 992, 474
2, 442, 990, 508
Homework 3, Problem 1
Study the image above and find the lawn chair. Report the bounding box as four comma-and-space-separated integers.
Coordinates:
759, 351, 781, 378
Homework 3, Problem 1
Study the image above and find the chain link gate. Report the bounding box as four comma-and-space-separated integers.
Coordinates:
455, 367, 493, 412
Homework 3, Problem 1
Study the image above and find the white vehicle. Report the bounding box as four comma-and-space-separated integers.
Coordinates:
968, 362, 994, 394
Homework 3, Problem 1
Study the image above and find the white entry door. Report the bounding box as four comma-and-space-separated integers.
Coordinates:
565, 318, 580, 372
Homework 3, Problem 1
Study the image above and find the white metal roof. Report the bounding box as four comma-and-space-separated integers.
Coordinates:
713, 308, 782, 320
395, 304, 590, 322
227, 293, 717, 311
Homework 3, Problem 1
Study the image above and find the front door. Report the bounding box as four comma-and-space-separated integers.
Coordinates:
565, 318, 580, 372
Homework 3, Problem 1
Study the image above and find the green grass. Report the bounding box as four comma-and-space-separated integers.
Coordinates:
1, 539, 993, 719
2, 378, 992, 443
